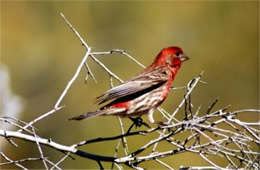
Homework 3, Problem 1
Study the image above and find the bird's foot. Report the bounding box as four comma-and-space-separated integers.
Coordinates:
130, 117, 150, 128
127, 117, 150, 133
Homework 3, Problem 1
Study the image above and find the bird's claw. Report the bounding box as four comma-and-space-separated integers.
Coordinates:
129, 117, 150, 130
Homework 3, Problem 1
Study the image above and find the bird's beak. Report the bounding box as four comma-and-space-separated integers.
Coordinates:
180, 53, 189, 62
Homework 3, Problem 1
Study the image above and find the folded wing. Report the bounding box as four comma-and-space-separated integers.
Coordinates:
96, 66, 169, 105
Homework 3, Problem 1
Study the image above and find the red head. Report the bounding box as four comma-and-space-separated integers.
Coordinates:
152, 46, 189, 69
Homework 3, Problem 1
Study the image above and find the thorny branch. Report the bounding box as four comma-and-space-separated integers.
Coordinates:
1, 13, 259, 169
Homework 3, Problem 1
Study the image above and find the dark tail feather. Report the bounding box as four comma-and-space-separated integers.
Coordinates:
69, 110, 104, 121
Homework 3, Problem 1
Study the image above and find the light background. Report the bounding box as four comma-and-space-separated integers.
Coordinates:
1, 1, 259, 169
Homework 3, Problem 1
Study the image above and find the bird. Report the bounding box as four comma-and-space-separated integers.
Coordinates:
69, 46, 189, 124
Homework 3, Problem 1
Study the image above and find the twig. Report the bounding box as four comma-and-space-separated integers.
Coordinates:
111, 139, 121, 169
109, 75, 129, 156
0, 129, 116, 162
32, 128, 48, 169
84, 62, 97, 84
117, 117, 129, 155
72, 128, 158, 147
17, 106, 64, 133
50, 152, 69, 170
55, 47, 92, 108
155, 159, 174, 169
0, 152, 28, 170
3, 130, 18, 147
0, 156, 43, 166
0, 117, 37, 134
152, 72, 203, 152
199, 153, 222, 169
91, 49, 146, 68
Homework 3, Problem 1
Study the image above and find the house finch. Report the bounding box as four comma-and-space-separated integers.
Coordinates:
70, 46, 189, 124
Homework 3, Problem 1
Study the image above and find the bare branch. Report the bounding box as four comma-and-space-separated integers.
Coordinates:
0, 129, 116, 162
54, 48, 92, 109
17, 106, 64, 133
32, 128, 48, 169
0, 152, 28, 170
84, 62, 97, 84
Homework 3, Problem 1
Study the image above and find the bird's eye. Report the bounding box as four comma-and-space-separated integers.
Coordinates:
175, 52, 180, 56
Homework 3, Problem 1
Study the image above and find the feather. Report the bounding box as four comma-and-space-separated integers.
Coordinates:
69, 108, 126, 120
96, 66, 170, 105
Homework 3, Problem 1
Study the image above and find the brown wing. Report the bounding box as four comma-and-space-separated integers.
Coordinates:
96, 66, 169, 105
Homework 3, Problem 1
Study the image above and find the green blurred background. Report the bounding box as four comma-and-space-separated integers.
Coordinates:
1, 1, 259, 169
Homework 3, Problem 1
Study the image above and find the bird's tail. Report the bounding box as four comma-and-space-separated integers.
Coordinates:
69, 107, 126, 121
69, 110, 105, 121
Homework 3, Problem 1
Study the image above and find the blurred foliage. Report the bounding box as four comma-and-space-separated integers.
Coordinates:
1, 1, 259, 169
